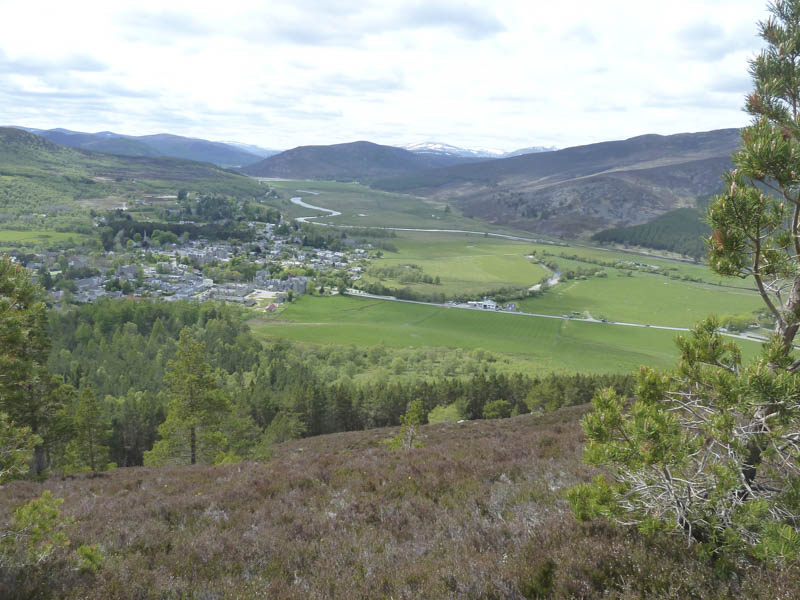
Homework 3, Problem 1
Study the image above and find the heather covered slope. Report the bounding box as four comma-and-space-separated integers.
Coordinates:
373, 129, 739, 238
2, 406, 797, 599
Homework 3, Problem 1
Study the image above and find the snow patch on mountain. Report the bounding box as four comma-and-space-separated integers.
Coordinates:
402, 141, 557, 159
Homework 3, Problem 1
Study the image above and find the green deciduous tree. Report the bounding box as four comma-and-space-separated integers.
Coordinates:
262, 410, 307, 445
144, 328, 229, 465
570, 1, 800, 563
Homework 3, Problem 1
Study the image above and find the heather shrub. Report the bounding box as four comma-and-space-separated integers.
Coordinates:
3, 406, 800, 598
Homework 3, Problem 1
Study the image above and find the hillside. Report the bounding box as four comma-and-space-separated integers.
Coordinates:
241, 140, 486, 181
0, 127, 264, 226
26, 129, 162, 157
137, 133, 267, 167
4, 405, 794, 599
592, 207, 712, 259
373, 129, 740, 238
15, 127, 267, 168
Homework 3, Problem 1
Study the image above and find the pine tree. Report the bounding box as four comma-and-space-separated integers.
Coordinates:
0, 413, 39, 482
144, 329, 228, 466
569, 1, 800, 563
0, 256, 66, 474
71, 385, 110, 472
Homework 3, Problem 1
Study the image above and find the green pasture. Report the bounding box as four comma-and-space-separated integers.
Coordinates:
367, 231, 549, 295
358, 231, 761, 325
250, 295, 763, 375
0, 229, 89, 247
531, 242, 738, 285
519, 268, 761, 328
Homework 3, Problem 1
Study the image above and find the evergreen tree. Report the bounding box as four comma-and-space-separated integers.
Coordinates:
0, 256, 67, 474
570, 1, 800, 563
109, 390, 165, 467
71, 385, 110, 472
0, 413, 39, 482
144, 329, 228, 466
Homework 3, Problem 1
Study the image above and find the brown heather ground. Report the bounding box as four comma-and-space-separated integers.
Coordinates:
3, 405, 800, 599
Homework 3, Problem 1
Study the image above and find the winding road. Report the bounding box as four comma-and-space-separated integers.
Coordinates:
288, 192, 766, 345
291, 197, 341, 223
343, 290, 767, 344
286, 191, 704, 264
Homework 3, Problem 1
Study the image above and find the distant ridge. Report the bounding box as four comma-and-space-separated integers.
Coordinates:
0, 127, 264, 213
241, 140, 486, 181
373, 128, 740, 238
502, 145, 559, 157
402, 141, 557, 158
10, 127, 273, 168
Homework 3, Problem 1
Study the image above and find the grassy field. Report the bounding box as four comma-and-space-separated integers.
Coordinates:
365, 231, 549, 296
519, 269, 762, 327
532, 243, 735, 283
0, 229, 89, 247
353, 230, 762, 325
250, 295, 763, 375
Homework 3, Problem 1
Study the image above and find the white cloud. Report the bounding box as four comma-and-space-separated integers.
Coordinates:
0, 0, 770, 151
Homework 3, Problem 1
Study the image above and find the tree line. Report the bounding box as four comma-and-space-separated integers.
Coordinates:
0, 291, 637, 473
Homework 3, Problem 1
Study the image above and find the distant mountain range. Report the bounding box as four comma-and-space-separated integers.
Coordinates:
10, 127, 280, 168
3, 123, 742, 244
374, 129, 741, 237
401, 142, 557, 159
9, 126, 558, 176
241, 140, 488, 180
0, 127, 264, 217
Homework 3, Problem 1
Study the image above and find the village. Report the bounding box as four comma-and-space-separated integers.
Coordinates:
11, 220, 371, 310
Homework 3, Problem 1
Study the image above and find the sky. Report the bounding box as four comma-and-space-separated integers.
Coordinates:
0, 0, 770, 152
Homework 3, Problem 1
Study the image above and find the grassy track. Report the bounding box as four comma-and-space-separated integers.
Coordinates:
250, 295, 763, 374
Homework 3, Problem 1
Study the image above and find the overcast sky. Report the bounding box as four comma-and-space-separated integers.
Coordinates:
0, 0, 769, 152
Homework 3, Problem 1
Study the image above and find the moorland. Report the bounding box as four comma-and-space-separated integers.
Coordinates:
0, 122, 782, 598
